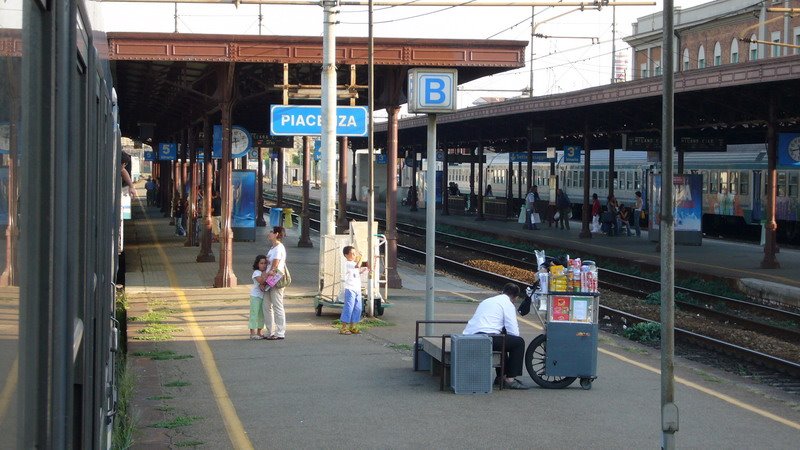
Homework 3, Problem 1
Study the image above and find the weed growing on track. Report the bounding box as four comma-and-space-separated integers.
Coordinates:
150, 416, 202, 429
131, 349, 193, 360
163, 380, 191, 388
622, 322, 661, 343
111, 356, 135, 449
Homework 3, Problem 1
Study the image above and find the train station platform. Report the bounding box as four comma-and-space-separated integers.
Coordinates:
121, 196, 800, 448
279, 185, 800, 306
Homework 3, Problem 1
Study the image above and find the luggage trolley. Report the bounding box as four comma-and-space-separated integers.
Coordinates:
315, 222, 390, 317
524, 277, 599, 390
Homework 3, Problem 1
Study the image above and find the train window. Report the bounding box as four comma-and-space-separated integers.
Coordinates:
626, 171, 633, 190
591, 171, 597, 189
739, 171, 749, 196
719, 171, 728, 193
701, 171, 708, 193
728, 172, 738, 194
600, 170, 608, 189
789, 173, 798, 198
710, 171, 718, 193
777, 172, 786, 197
634, 171, 641, 190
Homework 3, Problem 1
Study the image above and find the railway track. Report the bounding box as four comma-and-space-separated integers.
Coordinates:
270, 196, 800, 379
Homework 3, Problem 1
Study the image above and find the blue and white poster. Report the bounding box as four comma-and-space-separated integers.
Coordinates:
563, 146, 582, 163
231, 170, 256, 229
652, 174, 702, 232
778, 133, 800, 168
158, 142, 177, 160
143, 150, 156, 161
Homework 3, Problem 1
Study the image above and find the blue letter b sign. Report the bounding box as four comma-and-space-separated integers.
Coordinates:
408, 68, 458, 113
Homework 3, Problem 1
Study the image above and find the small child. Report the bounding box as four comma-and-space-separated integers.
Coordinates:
339, 245, 368, 335
249, 255, 269, 340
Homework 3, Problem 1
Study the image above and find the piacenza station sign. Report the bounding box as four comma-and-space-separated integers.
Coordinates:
269, 105, 368, 137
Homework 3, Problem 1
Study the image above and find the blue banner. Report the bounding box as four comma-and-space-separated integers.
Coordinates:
158, 142, 177, 160
652, 174, 702, 232
778, 133, 800, 168
270, 105, 368, 137
231, 170, 256, 229
143, 150, 156, 161
510, 152, 551, 163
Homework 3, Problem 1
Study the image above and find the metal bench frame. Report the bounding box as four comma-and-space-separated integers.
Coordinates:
414, 320, 506, 391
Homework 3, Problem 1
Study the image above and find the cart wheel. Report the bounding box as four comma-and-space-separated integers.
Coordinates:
375, 298, 385, 317
580, 378, 593, 390
525, 334, 577, 389
315, 304, 322, 317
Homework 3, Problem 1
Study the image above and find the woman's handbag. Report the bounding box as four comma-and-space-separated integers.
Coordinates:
275, 265, 292, 289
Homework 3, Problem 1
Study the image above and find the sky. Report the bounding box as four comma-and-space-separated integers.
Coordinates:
100, 1, 709, 111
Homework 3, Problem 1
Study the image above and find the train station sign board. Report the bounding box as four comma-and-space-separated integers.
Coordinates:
407, 68, 458, 114
270, 105, 368, 137
625, 134, 727, 152
251, 133, 294, 148
510, 152, 551, 163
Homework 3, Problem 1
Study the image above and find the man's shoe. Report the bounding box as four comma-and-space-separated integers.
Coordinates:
503, 378, 530, 390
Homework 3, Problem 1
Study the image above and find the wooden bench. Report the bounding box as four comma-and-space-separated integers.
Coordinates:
414, 320, 506, 391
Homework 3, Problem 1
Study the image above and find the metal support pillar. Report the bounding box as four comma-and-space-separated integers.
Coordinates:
256, 147, 266, 226
476, 144, 485, 221
277, 147, 284, 207
197, 115, 215, 262
185, 126, 197, 247
579, 127, 592, 239
385, 105, 402, 288
761, 93, 780, 269
425, 114, 437, 336
351, 145, 358, 201
337, 136, 349, 233
319, 0, 338, 289
442, 148, 449, 215
214, 64, 237, 287
299, 137, 313, 248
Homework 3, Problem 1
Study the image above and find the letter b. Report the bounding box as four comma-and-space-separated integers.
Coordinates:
423, 77, 447, 105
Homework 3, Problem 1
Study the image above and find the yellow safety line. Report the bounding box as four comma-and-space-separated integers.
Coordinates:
0, 358, 18, 425
520, 314, 799, 430
141, 207, 254, 450
597, 348, 800, 431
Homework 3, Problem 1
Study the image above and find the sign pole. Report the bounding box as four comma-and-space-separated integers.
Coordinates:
320, 0, 338, 288
425, 113, 437, 336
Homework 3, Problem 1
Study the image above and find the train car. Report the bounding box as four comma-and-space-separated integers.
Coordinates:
4, 1, 125, 447
403, 145, 799, 245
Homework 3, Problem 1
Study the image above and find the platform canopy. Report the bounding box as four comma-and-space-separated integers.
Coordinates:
108, 32, 527, 141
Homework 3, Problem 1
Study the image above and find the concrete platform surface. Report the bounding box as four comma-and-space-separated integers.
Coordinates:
123, 200, 800, 449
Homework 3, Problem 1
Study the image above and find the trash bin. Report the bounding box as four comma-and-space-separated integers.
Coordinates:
282, 208, 294, 228
269, 207, 283, 227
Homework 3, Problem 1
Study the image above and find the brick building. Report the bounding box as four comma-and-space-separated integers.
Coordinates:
624, 0, 800, 80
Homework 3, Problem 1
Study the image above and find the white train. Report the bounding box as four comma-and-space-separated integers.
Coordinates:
401, 144, 799, 244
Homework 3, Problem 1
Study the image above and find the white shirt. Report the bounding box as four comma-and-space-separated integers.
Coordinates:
251, 270, 265, 298
463, 294, 520, 337
267, 242, 286, 273
342, 260, 361, 292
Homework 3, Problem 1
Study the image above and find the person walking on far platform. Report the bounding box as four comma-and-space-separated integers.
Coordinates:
338, 246, 368, 335
524, 186, 540, 230
264, 226, 288, 340
634, 191, 643, 237
556, 188, 571, 230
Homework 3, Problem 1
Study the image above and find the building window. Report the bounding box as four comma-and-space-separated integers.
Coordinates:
655, 64, 662, 75
730, 37, 739, 63
683, 48, 690, 70
750, 35, 758, 61
795, 27, 800, 55
697, 45, 706, 68
640, 63, 648, 78
713, 42, 722, 66
771, 31, 781, 57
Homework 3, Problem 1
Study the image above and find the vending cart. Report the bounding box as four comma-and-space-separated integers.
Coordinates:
525, 261, 600, 390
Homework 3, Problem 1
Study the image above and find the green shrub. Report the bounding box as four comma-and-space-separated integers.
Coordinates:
622, 322, 661, 343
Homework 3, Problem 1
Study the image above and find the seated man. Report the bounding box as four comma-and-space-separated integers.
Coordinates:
463, 283, 530, 390
618, 204, 633, 236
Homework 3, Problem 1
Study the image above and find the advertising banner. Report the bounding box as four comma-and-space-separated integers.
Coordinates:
231, 170, 257, 231
650, 173, 703, 245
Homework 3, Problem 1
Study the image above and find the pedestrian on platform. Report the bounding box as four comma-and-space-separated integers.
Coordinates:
174, 195, 187, 236
249, 255, 269, 340
524, 186, 540, 230
591, 193, 602, 233
264, 226, 288, 340
556, 188, 571, 230
339, 245, 368, 335
634, 191, 643, 237
145, 177, 156, 206
463, 283, 530, 390
211, 191, 221, 242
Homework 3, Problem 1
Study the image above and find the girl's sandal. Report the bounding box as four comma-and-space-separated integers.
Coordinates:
349, 329, 361, 335
339, 329, 352, 335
